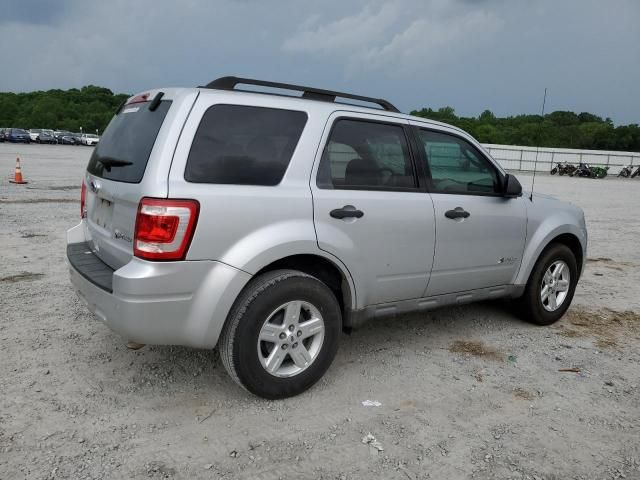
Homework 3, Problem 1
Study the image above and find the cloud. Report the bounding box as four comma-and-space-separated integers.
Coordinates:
283, 3, 401, 55
0, 0, 70, 25
282, 1, 503, 75
356, 8, 502, 75
0, 0, 638, 124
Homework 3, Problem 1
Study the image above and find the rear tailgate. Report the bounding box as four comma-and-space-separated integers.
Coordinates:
83, 88, 199, 270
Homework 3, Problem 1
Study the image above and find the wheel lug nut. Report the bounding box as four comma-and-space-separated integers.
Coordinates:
297, 330, 302, 337
292, 343, 298, 348
279, 332, 286, 340
281, 344, 288, 350
288, 325, 295, 332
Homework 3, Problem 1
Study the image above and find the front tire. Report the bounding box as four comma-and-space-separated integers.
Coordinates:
220, 269, 341, 399
515, 243, 578, 325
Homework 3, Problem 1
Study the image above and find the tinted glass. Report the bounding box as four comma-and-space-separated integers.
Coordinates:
185, 105, 307, 185
317, 119, 416, 190
417, 129, 500, 194
87, 100, 172, 183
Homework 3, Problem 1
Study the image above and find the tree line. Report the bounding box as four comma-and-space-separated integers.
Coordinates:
0, 86, 128, 134
0, 86, 638, 152
411, 107, 640, 152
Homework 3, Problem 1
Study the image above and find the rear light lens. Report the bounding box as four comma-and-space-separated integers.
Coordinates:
134, 198, 199, 261
80, 181, 87, 218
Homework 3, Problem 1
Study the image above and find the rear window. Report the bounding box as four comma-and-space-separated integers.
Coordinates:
185, 104, 307, 185
87, 100, 172, 183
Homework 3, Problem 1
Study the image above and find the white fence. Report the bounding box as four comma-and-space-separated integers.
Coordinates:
482, 144, 640, 174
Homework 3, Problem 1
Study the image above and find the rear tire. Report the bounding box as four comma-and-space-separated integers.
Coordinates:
220, 269, 341, 399
515, 243, 578, 326
550, 167, 558, 175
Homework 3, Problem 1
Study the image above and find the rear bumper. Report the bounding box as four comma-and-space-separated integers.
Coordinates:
66, 223, 251, 348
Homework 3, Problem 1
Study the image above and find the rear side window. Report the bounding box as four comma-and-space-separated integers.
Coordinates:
87, 100, 172, 183
185, 105, 307, 185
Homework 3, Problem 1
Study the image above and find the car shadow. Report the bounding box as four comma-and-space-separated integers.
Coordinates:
98, 300, 530, 403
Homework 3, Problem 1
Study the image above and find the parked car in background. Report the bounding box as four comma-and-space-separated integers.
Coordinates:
80, 133, 100, 146
29, 129, 42, 141
72, 133, 83, 144
6, 128, 31, 143
55, 131, 78, 145
37, 130, 56, 144
0, 128, 7, 142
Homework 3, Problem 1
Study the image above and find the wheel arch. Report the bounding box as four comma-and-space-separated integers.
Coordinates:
516, 229, 585, 287
253, 253, 357, 331
548, 233, 584, 278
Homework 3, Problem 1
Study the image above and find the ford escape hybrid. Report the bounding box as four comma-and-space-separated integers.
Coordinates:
67, 76, 587, 399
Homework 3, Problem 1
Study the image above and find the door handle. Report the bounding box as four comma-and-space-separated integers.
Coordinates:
444, 207, 470, 219
330, 206, 364, 219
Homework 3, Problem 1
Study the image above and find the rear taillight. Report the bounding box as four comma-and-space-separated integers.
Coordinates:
80, 181, 87, 218
133, 198, 199, 261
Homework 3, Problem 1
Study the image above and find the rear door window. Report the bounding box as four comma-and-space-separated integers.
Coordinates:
184, 104, 307, 186
316, 119, 417, 190
87, 100, 172, 183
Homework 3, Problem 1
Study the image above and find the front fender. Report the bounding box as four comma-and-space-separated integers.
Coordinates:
514, 204, 587, 286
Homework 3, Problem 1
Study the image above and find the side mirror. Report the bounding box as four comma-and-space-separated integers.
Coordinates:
503, 173, 522, 198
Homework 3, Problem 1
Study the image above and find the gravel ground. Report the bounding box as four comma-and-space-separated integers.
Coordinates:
1, 144, 639, 480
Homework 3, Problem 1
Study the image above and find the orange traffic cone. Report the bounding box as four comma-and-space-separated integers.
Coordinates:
9, 157, 28, 184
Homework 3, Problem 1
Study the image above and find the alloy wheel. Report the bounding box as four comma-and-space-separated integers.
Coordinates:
257, 300, 325, 378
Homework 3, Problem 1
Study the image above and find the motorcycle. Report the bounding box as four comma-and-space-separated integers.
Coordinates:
618, 165, 633, 178
590, 166, 609, 179
570, 162, 593, 178
550, 162, 576, 176
632, 165, 640, 178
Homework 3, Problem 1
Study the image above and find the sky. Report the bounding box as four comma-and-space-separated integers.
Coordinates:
1, 0, 639, 124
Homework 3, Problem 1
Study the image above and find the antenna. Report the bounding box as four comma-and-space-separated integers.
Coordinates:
529, 87, 547, 202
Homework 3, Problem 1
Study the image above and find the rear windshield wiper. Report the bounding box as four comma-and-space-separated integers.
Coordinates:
97, 157, 133, 171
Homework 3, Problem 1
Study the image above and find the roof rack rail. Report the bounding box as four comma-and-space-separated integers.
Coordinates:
201, 76, 400, 113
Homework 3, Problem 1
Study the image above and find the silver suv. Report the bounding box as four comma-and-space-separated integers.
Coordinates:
67, 76, 587, 399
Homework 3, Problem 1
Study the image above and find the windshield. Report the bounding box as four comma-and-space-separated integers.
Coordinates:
14, 129, 28, 134
86, 100, 172, 183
